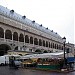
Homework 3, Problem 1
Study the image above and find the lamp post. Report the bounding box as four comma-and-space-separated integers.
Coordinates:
62, 37, 66, 68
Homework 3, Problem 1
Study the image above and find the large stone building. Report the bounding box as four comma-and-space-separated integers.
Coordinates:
0, 5, 74, 56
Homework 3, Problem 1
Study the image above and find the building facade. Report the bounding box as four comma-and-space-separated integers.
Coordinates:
0, 5, 74, 56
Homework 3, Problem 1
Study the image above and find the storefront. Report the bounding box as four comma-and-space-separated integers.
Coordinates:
67, 57, 75, 70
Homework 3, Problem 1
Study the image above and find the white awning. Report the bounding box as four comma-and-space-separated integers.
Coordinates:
20, 52, 65, 59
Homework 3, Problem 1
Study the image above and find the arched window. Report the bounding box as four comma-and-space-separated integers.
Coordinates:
59, 45, 61, 49
34, 38, 38, 45
35, 49, 41, 53
51, 43, 52, 48
49, 42, 50, 48
39, 39, 42, 46
57, 44, 58, 49
43, 50, 48, 53
62, 46, 63, 50
46, 41, 48, 47
25, 35, 29, 43
5, 30, 12, 40
13, 32, 18, 41
15, 46, 18, 50
19, 33, 24, 42
53, 43, 54, 48
0, 27, 4, 38
43, 40, 45, 47
67, 48, 69, 53
30, 37, 33, 44
55, 44, 56, 49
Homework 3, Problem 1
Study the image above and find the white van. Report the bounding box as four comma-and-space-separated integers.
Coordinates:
0, 55, 9, 65
0, 54, 20, 66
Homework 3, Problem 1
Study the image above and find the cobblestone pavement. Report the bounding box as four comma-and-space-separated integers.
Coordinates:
0, 66, 75, 75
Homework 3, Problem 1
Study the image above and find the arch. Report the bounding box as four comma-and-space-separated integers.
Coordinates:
0, 27, 4, 38
30, 37, 33, 44
0, 44, 11, 56
43, 50, 48, 53
13, 32, 18, 41
34, 38, 38, 45
60, 45, 62, 50
43, 40, 45, 47
58, 45, 61, 49
51, 43, 53, 48
5, 30, 12, 40
19, 33, 24, 42
25, 35, 29, 43
14, 46, 18, 50
39, 39, 42, 46
49, 42, 50, 48
62, 46, 63, 50
57, 44, 58, 49
66, 48, 69, 53
55, 44, 56, 49
19, 54, 22, 56
53, 43, 54, 48
46, 41, 48, 47
35, 49, 41, 53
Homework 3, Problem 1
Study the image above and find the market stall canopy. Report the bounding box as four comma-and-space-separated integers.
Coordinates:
4, 54, 20, 57
20, 52, 65, 59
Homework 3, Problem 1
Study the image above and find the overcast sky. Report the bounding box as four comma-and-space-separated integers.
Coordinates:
0, 0, 74, 44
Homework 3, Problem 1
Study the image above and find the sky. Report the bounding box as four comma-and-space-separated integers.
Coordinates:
0, 0, 74, 44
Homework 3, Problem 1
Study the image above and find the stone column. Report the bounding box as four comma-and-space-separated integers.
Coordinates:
18, 46, 20, 51
4, 30, 5, 41
12, 32, 13, 42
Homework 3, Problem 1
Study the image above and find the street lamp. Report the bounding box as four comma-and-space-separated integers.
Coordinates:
62, 37, 66, 68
